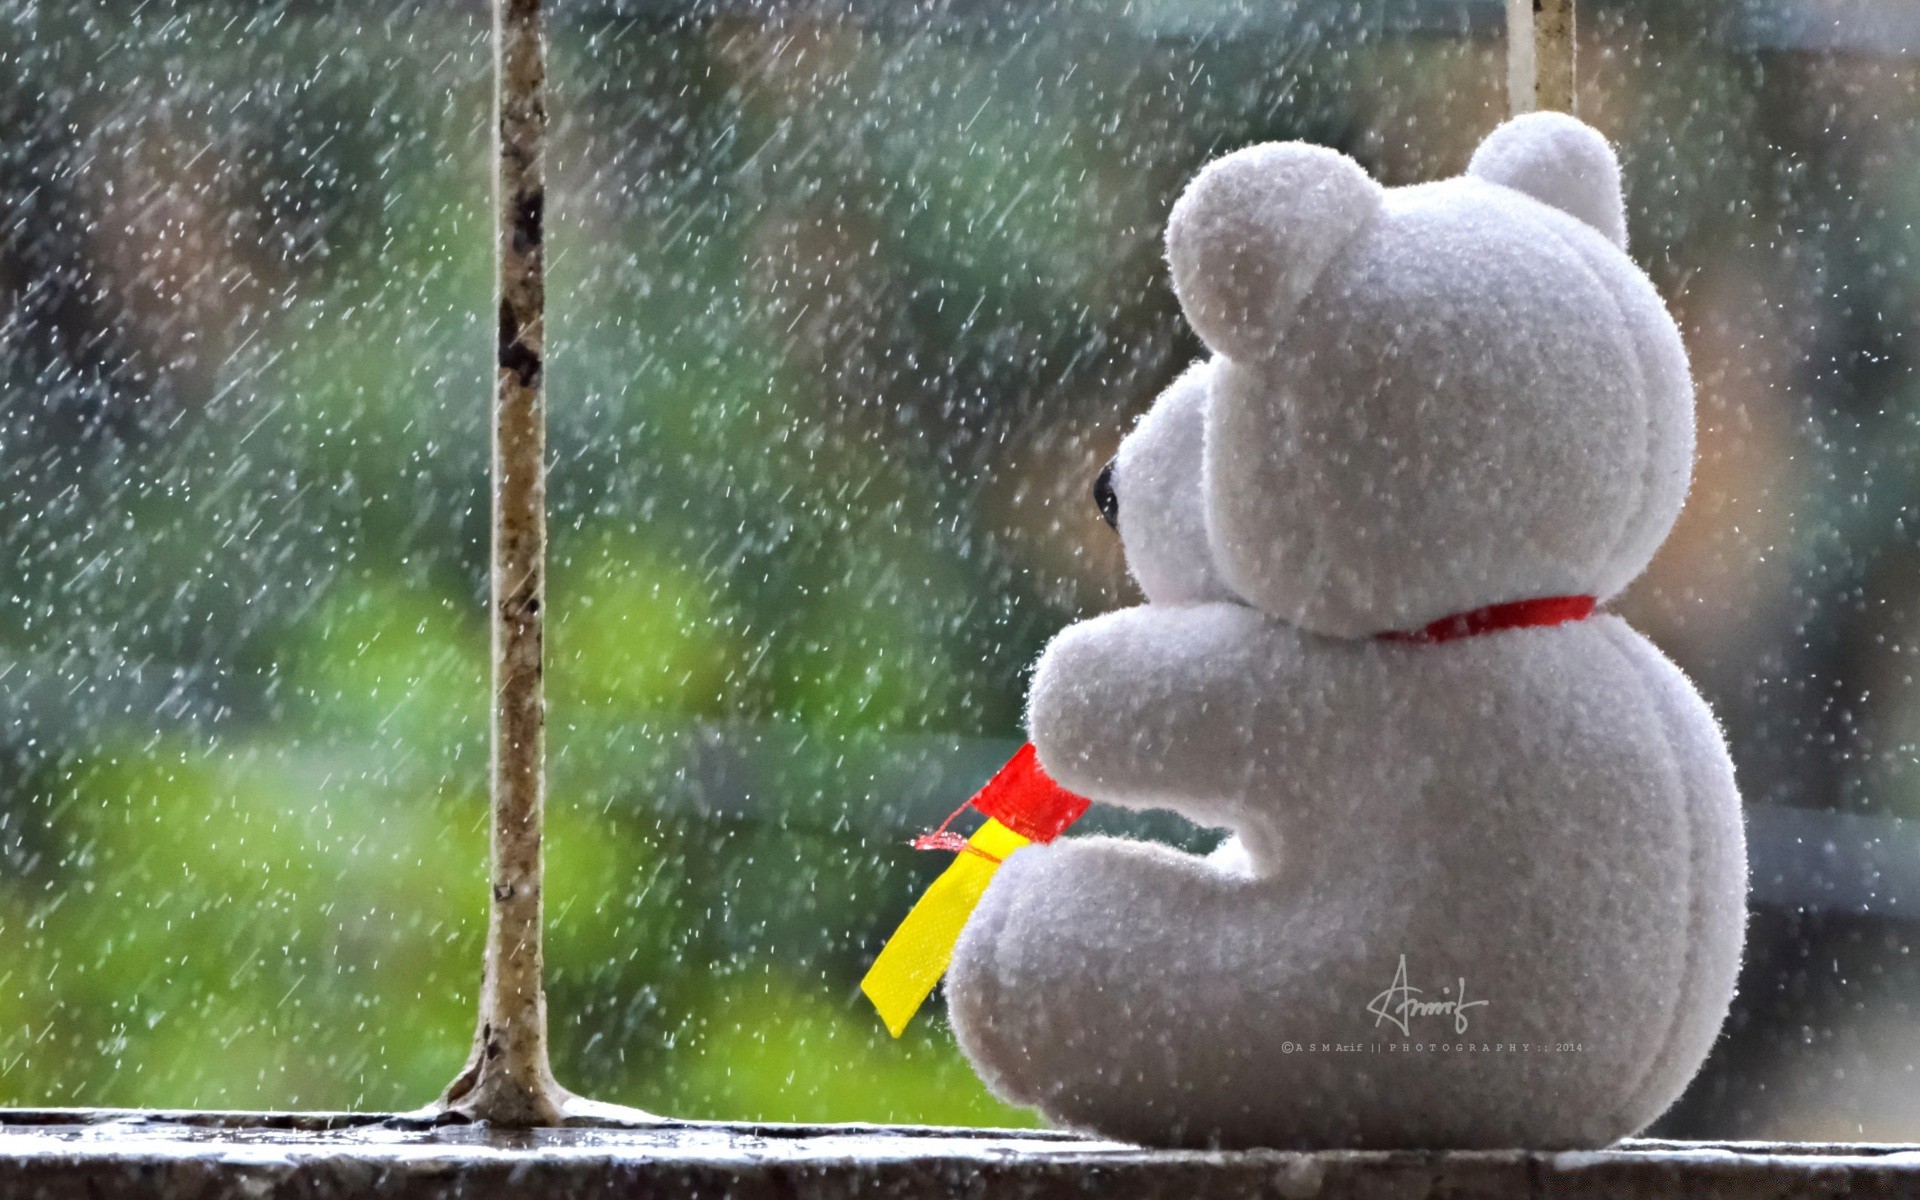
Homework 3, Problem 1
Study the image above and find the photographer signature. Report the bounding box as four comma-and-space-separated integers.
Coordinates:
1366, 954, 1489, 1036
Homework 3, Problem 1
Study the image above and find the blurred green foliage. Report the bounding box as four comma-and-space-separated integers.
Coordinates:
2, 0, 1920, 1140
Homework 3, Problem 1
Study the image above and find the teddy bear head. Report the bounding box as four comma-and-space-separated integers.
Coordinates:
1119, 112, 1693, 639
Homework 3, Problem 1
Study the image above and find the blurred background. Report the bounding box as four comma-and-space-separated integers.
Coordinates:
1, 0, 1918, 1139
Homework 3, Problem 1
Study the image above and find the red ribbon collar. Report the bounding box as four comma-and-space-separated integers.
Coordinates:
1376, 594, 1596, 645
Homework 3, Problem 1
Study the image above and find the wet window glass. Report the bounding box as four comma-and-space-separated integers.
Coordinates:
2, 0, 1917, 1138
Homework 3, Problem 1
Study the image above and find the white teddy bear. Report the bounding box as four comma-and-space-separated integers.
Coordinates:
946, 113, 1747, 1150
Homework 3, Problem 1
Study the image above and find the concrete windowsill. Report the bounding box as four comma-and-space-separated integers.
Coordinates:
1, 1110, 1915, 1198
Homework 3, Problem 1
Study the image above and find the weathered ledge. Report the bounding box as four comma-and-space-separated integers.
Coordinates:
0, 1110, 1915, 1199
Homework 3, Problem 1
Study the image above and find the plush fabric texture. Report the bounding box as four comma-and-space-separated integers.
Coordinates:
1113, 360, 1239, 606
946, 113, 1748, 1150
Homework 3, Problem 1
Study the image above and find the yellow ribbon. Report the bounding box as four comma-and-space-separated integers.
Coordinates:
859, 818, 1030, 1037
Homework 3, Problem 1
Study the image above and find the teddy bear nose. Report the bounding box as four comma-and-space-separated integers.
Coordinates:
1093, 459, 1119, 530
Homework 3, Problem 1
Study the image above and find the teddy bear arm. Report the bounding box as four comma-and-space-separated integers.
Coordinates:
1027, 603, 1294, 825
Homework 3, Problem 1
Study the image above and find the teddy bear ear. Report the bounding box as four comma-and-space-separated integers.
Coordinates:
1466, 112, 1627, 249
1166, 143, 1382, 363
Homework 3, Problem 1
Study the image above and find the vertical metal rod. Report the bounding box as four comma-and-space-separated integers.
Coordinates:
435, 0, 569, 1127
1507, 0, 1575, 114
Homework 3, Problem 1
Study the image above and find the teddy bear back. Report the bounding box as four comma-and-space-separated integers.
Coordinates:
1168, 114, 1695, 639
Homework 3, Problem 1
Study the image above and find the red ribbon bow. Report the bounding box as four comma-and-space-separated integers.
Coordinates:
914, 743, 1090, 861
